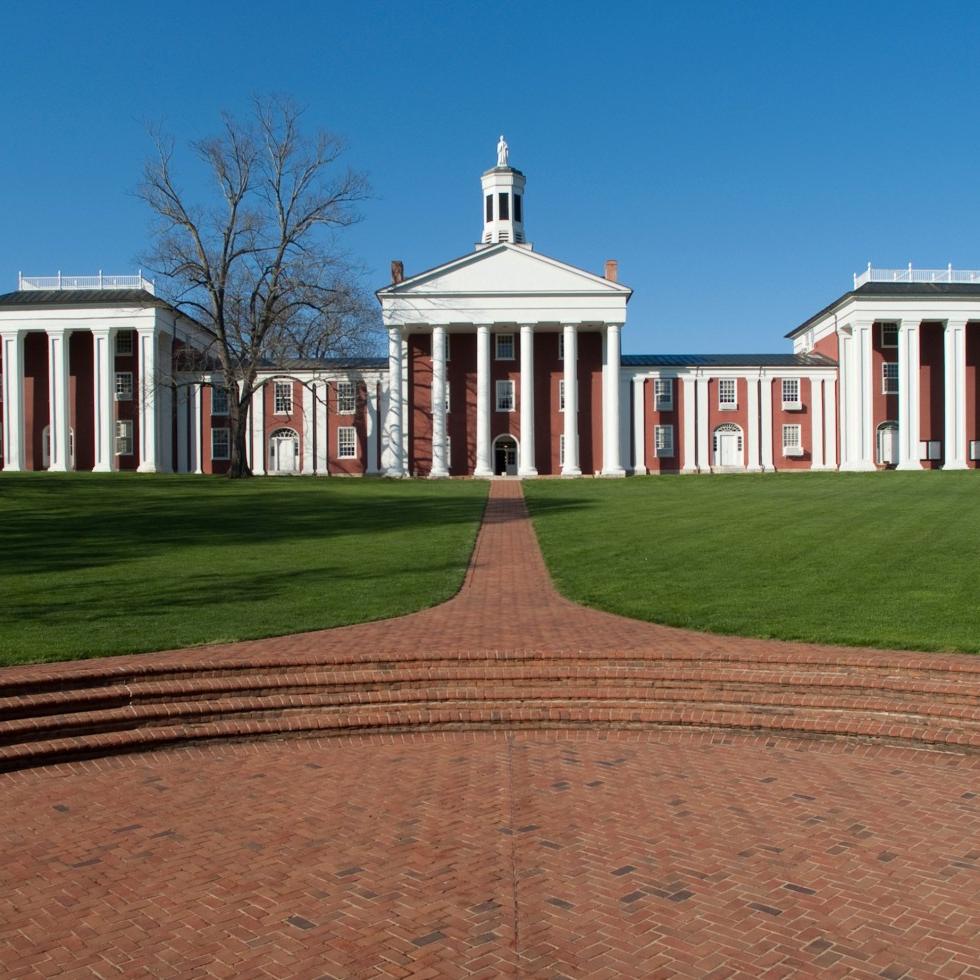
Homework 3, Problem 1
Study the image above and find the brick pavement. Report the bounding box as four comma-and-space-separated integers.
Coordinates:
1, 479, 979, 977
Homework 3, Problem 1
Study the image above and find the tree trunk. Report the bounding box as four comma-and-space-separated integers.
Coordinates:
226, 392, 253, 479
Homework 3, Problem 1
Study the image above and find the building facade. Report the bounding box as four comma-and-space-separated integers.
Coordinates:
1, 147, 979, 477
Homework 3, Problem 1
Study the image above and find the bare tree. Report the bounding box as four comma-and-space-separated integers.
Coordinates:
139, 96, 372, 477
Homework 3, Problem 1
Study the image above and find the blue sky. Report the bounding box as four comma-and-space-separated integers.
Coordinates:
4, 0, 980, 354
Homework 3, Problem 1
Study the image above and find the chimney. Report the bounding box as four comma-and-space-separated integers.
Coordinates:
391, 260, 404, 284
604, 259, 618, 283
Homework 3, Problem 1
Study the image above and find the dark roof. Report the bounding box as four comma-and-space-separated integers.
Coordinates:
266, 357, 387, 371
787, 281, 980, 338
0, 288, 164, 307
622, 353, 836, 368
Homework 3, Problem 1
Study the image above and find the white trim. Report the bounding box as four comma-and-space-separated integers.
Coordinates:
337, 425, 357, 459
211, 426, 230, 461
495, 378, 515, 412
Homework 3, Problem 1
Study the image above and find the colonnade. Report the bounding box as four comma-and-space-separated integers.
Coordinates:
382, 322, 625, 478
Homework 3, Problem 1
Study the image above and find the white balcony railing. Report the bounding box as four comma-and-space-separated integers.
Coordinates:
18, 271, 155, 294
853, 263, 980, 289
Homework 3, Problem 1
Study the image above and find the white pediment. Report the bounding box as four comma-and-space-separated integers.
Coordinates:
381, 244, 630, 298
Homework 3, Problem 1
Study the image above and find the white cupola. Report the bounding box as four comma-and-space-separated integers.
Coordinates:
477, 136, 529, 249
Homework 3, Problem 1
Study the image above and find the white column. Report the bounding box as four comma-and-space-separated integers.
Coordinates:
251, 383, 266, 475
943, 319, 968, 469
602, 323, 625, 476
176, 380, 189, 473
681, 375, 697, 473
858, 321, 875, 469
897, 319, 921, 470
632, 376, 647, 474
315, 380, 329, 474
746, 376, 761, 472
518, 323, 537, 477
561, 323, 581, 476
824, 377, 838, 470
810, 377, 825, 469
384, 326, 404, 477
474, 324, 492, 477
1, 330, 26, 471
760, 377, 774, 471
193, 382, 203, 474
365, 379, 380, 474
430, 326, 449, 478
136, 328, 158, 472
45, 329, 72, 471
695, 374, 710, 472
302, 381, 314, 474
91, 328, 114, 472
158, 336, 174, 474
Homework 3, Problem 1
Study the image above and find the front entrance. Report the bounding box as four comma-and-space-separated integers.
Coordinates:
878, 422, 898, 466
713, 424, 743, 468
493, 435, 518, 476
269, 428, 299, 473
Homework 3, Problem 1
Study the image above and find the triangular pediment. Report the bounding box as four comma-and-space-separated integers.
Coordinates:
379, 244, 630, 297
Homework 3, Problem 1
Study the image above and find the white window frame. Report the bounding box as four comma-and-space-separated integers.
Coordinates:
337, 381, 356, 415
114, 331, 133, 356
274, 381, 293, 414
114, 419, 133, 456
782, 424, 803, 456
559, 379, 565, 412
880, 322, 899, 348
495, 333, 515, 361
654, 424, 674, 457
654, 379, 673, 411
444, 381, 451, 414
781, 377, 801, 410
882, 362, 899, 395
444, 333, 451, 362
559, 432, 565, 467
211, 427, 230, 460
114, 371, 133, 401
211, 385, 229, 416
718, 378, 737, 410
496, 379, 515, 412
338, 426, 357, 459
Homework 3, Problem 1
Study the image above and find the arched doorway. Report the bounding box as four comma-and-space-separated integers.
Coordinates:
877, 421, 898, 467
713, 423, 744, 469
493, 434, 518, 476
269, 427, 300, 473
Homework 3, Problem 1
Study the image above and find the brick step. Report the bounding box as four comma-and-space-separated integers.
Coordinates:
4, 648, 978, 697
2, 686, 978, 749
1, 702, 977, 773
2, 657, 975, 709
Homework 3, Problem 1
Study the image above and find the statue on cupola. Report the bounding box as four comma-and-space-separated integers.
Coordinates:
496, 135, 509, 167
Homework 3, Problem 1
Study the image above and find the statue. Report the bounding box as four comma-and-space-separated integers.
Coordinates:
496, 134, 509, 167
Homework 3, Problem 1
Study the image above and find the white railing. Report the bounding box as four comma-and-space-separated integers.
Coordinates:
853, 263, 980, 289
18, 271, 155, 294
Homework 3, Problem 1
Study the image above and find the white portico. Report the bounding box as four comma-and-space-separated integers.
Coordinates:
376, 141, 631, 478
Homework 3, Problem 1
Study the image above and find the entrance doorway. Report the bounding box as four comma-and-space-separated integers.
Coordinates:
877, 422, 898, 466
493, 435, 518, 476
713, 423, 743, 468
269, 428, 299, 473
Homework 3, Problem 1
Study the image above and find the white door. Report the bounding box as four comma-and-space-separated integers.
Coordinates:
717, 433, 740, 467
880, 427, 898, 465
272, 436, 298, 472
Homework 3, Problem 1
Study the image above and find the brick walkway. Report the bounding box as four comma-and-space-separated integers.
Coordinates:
2, 480, 979, 977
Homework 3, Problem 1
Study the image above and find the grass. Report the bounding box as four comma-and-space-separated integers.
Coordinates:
0, 473, 488, 667
524, 472, 980, 654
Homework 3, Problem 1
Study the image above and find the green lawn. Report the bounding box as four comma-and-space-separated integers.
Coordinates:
0, 474, 488, 666
525, 472, 980, 654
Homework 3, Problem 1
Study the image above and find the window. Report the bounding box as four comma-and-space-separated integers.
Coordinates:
718, 378, 737, 409
882, 362, 899, 395
445, 436, 452, 468
444, 381, 451, 413
781, 378, 801, 408
212, 386, 229, 416
559, 379, 565, 412
485, 194, 493, 222
114, 372, 133, 401
498, 192, 509, 221
559, 433, 565, 467
654, 424, 674, 457
114, 420, 133, 456
495, 333, 514, 360
115, 331, 133, 356
337, 381, 356, 414
211, 427, 230, 460
274, 381, 293, 414
444, 333, 451, 361
919, 440, 942, 461
514, 193, 522, 223
496, 379, 515, 412
880, 322, 898, 348
782, 424, 803, 456
654, 379, 673, 411
338, 426, 356, 458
